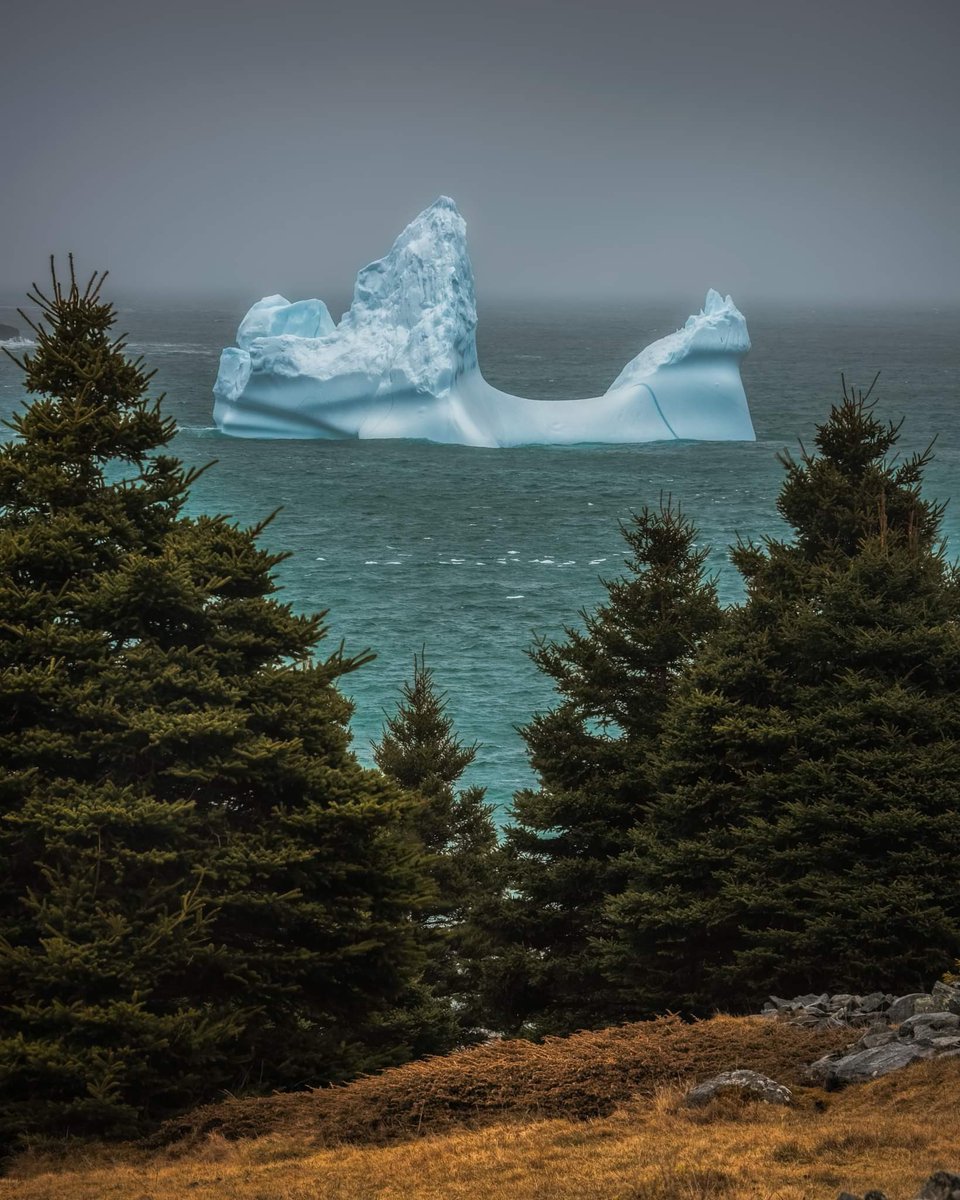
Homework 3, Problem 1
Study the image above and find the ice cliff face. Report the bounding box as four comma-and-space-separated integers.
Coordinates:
213, 198, 754, 446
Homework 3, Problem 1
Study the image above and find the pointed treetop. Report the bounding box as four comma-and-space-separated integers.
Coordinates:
772, 375, 944, 563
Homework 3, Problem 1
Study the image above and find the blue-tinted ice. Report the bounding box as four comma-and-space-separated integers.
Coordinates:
213, 198, 754, 446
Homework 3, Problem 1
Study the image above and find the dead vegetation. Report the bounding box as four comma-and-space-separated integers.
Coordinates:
5, 1056, 959, 1200
155, 1014, 852, 1148
5, 1017, 958, 1200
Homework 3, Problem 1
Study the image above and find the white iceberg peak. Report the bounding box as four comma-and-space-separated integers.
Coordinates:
703, 287, 726, 314
213, 199, 755, 446
607, 289, 751, 392
237, 295, 335, 347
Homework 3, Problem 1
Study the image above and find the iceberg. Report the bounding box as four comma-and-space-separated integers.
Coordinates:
213, 197, 754, 446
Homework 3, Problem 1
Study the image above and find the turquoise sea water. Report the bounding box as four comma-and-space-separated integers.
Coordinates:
2, 297, 958, 813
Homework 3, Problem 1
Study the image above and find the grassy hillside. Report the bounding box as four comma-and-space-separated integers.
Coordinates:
5, 1016, 958, 1199
157, 1013, 854, 1146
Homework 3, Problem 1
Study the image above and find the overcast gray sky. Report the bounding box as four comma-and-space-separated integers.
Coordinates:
2, 0, 958, 304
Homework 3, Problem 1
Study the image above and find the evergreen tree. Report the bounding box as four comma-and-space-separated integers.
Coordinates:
487, 503, 723, 1036
606, 383, 960, 1013
373, 654, 498, 1047
0, 261, 429, 1144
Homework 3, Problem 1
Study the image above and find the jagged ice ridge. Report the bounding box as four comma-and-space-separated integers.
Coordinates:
213, 198, 755, 446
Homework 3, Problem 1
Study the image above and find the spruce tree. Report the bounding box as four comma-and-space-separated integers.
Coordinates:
373, 654, 497, 1046
605, 383, 960, 1013
487, 503, 723, 1036
0, 261, 429, 1144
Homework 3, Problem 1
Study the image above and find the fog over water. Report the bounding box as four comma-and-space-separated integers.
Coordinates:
2, 0, 959, 305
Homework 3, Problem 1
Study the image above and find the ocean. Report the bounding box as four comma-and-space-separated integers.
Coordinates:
2, 295, 958, 814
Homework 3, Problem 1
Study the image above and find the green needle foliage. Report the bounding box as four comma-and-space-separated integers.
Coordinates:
488, 503, 723, 1036
606, 381, 960, 1012
0, 261, 429, 1145
374, 654, 498, 1047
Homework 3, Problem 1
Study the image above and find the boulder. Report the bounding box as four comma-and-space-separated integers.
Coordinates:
888, 993, 933, 1024
932, 981, 960, 1016
768, 995, 795, 1010
683, 1069, 793, 1108
837, 1174, 960, 1200
849, 1011, 889, 1028
856, 1029, 899, 1050
808, 1040, 935, 1087
898, 1012, 960, 1040
795, 992, 830, 1007
916, 1172, 960, 1200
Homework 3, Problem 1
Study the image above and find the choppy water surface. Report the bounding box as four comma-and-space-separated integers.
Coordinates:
2, 296, 958, 813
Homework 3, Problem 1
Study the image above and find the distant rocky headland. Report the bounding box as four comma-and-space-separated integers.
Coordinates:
0, 322, 20, 341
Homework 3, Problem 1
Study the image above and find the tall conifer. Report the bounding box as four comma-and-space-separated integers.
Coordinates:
606, 384, 960, 1012
488, 504, 722, 1036
374, 654, 497, 1045
0, 262, 428, 1143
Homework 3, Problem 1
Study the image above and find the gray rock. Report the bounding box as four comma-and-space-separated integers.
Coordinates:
850, 1011, 890, 1028
795, 992, 829, 1007
888, 993, 932, 1024
856, 1029, 899, 1050
836, 1192, 890, 1200
811, 1039, 935, 1087
0, 323, 19, 342
915, 1171, 960, 1200
932, 981, 960, 1016
928, 1035, 960, 1050
683, 1069, 793, 1108
806, 1049, 846, 1085
859, 991, 890, 1013
898, 1011, 960, 1040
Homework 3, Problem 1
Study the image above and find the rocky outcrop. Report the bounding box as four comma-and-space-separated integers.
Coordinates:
758, 981, 960, 1088
808, 1038, 939, 1087
839, 1170, 960, 1200
916, 1175, 960, 1200
0, 323, 20, 341
760, 988, 949, 1029
683, 1069, 793, 1108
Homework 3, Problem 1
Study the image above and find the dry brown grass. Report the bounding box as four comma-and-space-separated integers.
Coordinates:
4, 1018, 958, 1200
4, 1056, 958, 1200
156, 1014, 853, 1147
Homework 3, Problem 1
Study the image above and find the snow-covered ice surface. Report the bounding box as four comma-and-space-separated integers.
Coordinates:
213, 197, 755, 446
